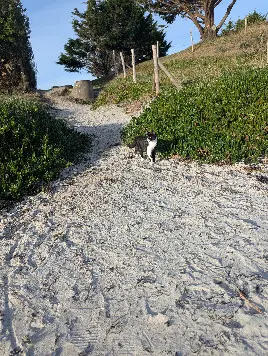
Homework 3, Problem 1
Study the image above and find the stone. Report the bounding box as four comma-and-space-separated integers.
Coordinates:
71, 80, 94, 101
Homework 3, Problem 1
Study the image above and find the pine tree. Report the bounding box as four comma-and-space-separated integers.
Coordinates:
58, 0, 171, 77
0, 0, 36, 92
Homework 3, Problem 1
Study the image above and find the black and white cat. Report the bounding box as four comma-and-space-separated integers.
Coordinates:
128, 131, 157, 164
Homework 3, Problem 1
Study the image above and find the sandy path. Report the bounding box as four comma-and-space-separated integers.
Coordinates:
0, 98, 268, 356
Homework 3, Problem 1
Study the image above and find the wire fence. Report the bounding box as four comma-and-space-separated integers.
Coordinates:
113, 19, 268, 96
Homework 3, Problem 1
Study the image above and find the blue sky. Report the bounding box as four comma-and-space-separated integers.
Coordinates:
21, 0, 266, 89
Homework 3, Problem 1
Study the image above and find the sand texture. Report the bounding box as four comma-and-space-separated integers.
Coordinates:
0, 97, 268, 356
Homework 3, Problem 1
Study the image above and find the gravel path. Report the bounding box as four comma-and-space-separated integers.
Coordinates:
1, 98, 268, 356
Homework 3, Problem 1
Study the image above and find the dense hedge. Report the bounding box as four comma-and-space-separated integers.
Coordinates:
0, 98, 90, 201
122, 68, 268, 164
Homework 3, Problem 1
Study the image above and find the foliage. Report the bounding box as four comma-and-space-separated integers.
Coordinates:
94, 74, 155, 107
122, 68, 268, 164
136, 0, 238, 40
0, 98, 90, 201
58, 38, 113, 76
93, 55, 247, 108
94, 20, 268, 108
0, 0, 36, 93
58, 0, 171, 77
221, 10, 267, 36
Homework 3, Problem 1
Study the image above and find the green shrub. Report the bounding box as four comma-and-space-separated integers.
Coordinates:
0, 97, 90, 201
122, 68, 268, 164
221, 11, 267, 36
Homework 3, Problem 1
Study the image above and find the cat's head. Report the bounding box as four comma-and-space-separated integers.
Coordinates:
146, 131, 157, 141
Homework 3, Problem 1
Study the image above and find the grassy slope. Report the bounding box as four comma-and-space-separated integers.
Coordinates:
94, 22, 268, 108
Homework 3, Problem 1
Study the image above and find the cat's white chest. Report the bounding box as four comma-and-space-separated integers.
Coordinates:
147, 138, 157, 157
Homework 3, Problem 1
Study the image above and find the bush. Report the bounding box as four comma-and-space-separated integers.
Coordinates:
221, 11, 267, 36
122, 68, 268, 164
0, 97, 90, 201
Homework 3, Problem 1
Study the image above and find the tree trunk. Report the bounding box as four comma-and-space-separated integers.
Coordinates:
18, 59, 30, 92
203, 26, 217, 40
202, 1, 217, 40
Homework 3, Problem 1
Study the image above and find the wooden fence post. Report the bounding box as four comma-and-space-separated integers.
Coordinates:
158, 60, 181, 90
190, 30, 194, 53
152, 73, 155, 92
112, 50, 118, 76
152, 44, 159, 96
119, 52, 126, 78
131, 49, 136, 83
157, 41, 159, 58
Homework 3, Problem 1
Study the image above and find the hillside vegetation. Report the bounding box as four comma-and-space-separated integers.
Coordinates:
94, 20, 268, 164
95, 21, 268, 108
121, 68, 268, 163
0, 97, 90, 203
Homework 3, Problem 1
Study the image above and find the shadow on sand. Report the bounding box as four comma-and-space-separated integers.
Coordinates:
0, 103, 127, 211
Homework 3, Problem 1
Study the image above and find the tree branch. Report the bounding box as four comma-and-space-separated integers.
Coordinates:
157, 0, 205, 20
185, 12, 204, 35
214, 0, 223, 7
217, 0, 237, 31
157, 0, 206, 36
138, 0, 237, 39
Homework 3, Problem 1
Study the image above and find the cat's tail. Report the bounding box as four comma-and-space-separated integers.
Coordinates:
127, 141, 136, 148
